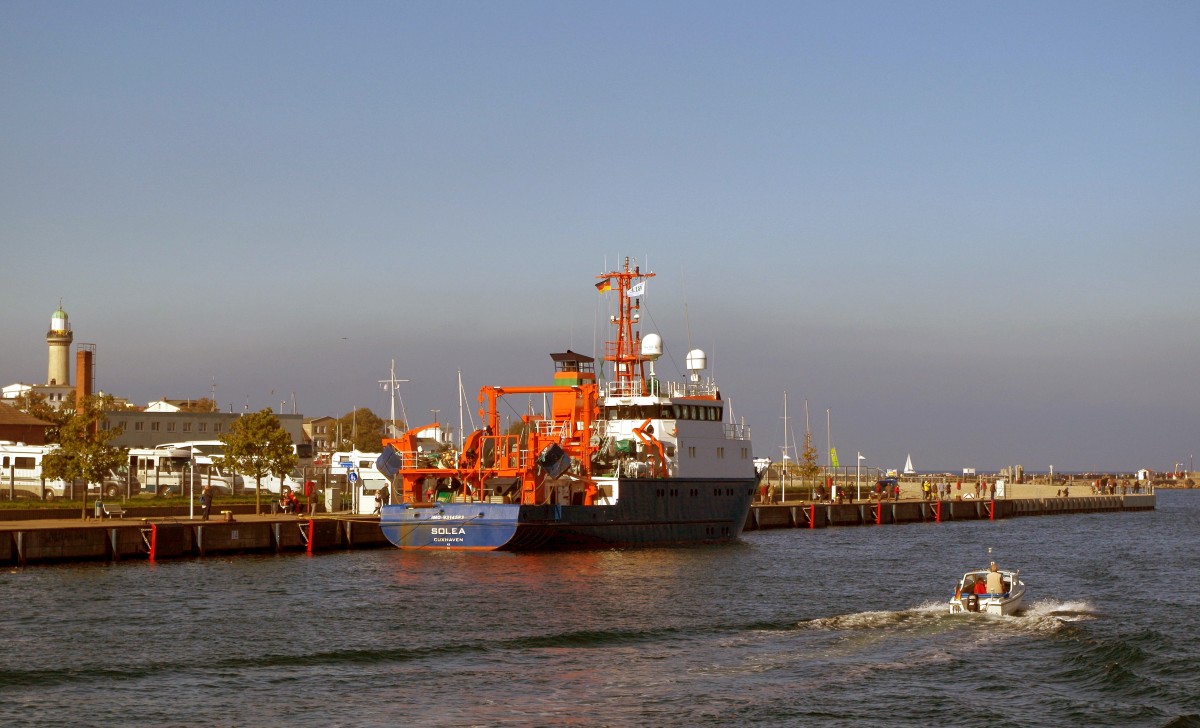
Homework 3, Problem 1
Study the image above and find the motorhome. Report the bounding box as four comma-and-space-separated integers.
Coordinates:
330, 450, 391, 514
128, 445, 237, 496
0, 441, 128, 500
0, 442, 70, 499
157, 440, 305, 495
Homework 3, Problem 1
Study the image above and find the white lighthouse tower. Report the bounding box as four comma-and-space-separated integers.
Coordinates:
46, 304, 73, 387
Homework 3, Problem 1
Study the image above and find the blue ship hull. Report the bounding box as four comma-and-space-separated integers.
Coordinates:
379, 477, 756, 550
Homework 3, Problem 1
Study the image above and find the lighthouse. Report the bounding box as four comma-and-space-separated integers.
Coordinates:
46, 305, 73, 387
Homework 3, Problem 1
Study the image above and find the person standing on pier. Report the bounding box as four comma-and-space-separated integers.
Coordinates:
200, 484, 214, 521
304, 480, 317, 516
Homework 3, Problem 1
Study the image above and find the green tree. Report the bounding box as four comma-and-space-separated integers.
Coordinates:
799, 430, 821, 482
333, 408, 386, 452
219, 409, 299, 514
13, 390, 70, 442
40, 394, 127, 517
178, 398, 218, 413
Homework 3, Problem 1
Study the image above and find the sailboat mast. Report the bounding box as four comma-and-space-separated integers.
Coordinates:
782, 391, 790, 498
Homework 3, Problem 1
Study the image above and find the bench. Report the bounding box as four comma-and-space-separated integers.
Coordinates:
101, 503, 126, 518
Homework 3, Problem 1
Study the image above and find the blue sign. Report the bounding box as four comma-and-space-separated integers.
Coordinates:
339, 461, 353, 468
348, 471, 359, 484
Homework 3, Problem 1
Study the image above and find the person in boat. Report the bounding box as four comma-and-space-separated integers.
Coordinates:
972, 574, 989, 595
986, 562, 1004, 595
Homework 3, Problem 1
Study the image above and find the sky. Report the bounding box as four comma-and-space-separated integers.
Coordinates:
2, 1, 1197, 474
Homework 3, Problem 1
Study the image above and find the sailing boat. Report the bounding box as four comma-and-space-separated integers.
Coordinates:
903, 454, 916, 475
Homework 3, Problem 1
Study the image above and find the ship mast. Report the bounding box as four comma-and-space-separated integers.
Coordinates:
598, 257, 655, 397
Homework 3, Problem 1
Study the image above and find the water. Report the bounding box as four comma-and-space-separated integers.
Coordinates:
2, 491, 1198, 727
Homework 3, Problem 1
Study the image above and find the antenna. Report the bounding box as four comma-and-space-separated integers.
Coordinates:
681, 262, 693, 353
378, 359, 409, 436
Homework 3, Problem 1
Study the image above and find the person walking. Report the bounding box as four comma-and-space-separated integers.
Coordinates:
200, 484, 213, 521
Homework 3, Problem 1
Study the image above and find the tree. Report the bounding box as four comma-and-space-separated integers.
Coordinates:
40, 394, 127, 517
333, 408, 386, 452
799, 430, 821, 485
219, 409, 298, 514
13, 390, 70, 442
178, 398, 218, 413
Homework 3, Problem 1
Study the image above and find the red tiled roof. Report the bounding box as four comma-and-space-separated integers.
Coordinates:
0, 401, 55, 427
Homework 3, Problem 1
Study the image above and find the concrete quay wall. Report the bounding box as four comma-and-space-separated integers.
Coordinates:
0, 515, 389, 566
745, 493, 1155, 532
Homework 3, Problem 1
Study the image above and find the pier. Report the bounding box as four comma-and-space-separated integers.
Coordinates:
0, 492, 1157, 566
0, 510, 391, 567
744, 493, 1156, 531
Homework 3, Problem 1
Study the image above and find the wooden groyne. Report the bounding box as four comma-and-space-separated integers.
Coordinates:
744, 493, 1156, 531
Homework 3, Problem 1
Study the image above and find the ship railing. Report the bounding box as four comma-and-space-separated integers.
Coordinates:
604, 380, 645, 398
604, 378, 720, 399
389, 441, 536, 473
534, 419, 572, 440
723, 422, 751, 441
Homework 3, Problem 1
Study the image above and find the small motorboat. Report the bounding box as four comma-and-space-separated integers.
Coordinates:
949, 564, 1027, 616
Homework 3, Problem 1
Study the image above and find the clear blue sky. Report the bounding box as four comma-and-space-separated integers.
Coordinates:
2, 1, 1197, 473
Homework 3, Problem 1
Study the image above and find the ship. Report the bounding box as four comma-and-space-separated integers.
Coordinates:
376, 258, 760, 550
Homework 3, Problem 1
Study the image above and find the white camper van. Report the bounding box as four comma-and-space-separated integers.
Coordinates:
0, 442, 71, 499
0, 441, 129, 499
330, 450, 391, 514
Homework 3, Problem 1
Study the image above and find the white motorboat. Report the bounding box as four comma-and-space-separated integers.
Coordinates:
949, 565, 1027, 616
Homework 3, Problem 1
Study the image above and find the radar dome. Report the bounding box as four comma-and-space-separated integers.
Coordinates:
641, 333, 663, 360
686, 349, 707, 372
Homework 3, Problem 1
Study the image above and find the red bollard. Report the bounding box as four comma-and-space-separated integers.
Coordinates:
987, 501, 995, 521
809, 503, 816, 529
935, 500, 942, 523
306, 519, 316, 555
149, 523, 158, 562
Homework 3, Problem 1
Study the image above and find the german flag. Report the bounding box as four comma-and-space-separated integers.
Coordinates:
595, 278, 612, 293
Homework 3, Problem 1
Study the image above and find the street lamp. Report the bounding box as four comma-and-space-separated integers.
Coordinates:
857, 452, 865, 502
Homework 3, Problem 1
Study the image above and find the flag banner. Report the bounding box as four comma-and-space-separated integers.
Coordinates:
595, 279, 612, 293
628, 281, 646, 297
830, 447, 839, 468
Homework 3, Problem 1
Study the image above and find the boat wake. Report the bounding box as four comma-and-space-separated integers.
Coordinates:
795, 602, 948, 633
1019, 599, 1098, 621
792, 598, 1098, 639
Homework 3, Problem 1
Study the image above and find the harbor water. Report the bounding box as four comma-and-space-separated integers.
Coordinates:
2, 490, 1197, 727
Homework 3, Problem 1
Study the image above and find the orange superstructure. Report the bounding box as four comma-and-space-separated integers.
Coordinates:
381, 379, 598, 507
